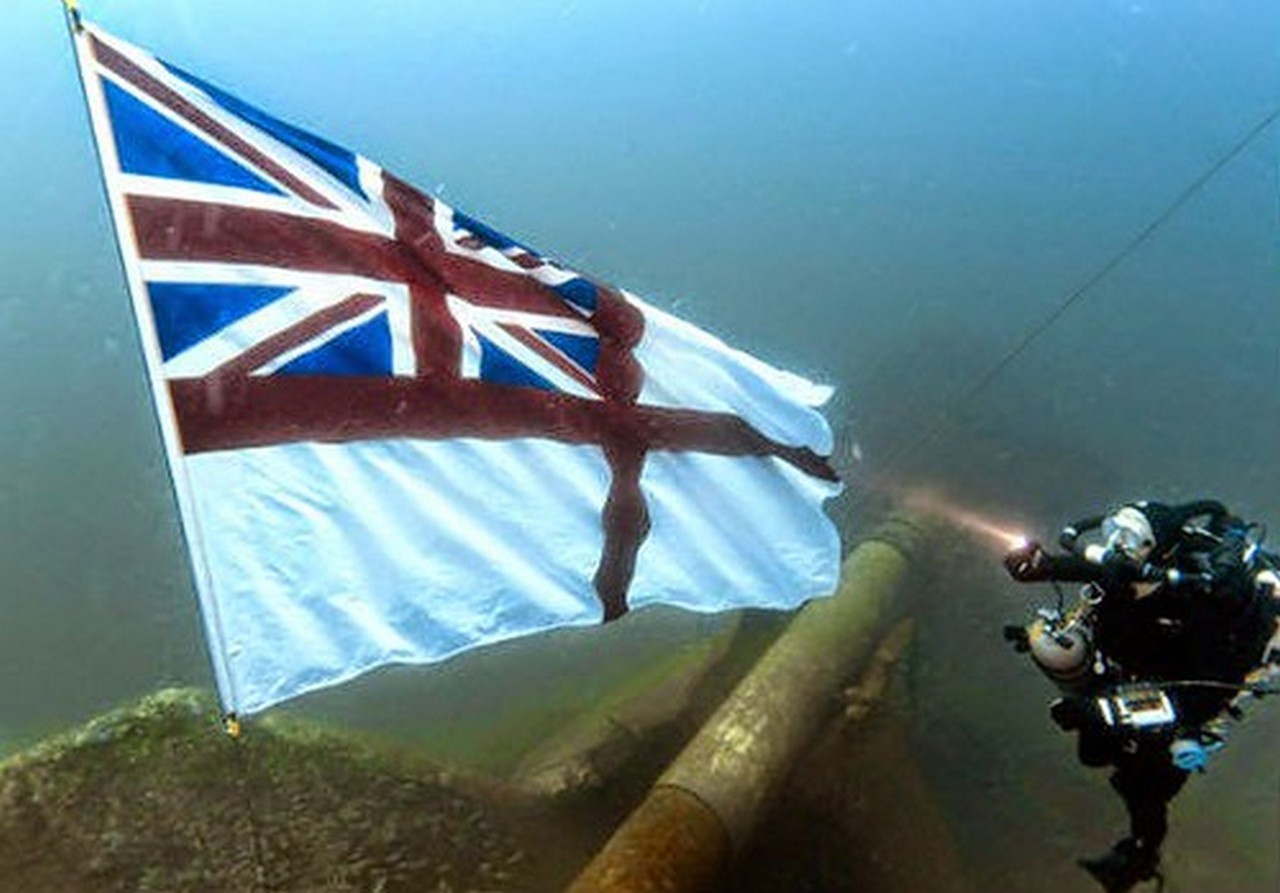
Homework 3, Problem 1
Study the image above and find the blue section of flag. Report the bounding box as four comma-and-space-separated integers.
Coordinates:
541, 330, 599, 374
553, 278, 598, 313
148, 282, 294, 361
103, 80, 283, 195
276, 315, 393, 375
453, 210, 534, 254
477, 334, 556, 391
163, 62, 367, 200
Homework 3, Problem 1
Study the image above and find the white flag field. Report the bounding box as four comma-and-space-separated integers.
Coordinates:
71, 17, 843, 716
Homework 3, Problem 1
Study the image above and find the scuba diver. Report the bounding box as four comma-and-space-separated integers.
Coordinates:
1002, 499, 1280, 892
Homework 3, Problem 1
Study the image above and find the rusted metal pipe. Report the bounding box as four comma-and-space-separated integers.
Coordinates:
567, 513, 928, 893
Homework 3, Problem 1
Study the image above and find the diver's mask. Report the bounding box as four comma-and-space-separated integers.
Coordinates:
1101, 506, 1156, 563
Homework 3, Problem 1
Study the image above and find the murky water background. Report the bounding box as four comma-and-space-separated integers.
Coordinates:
2, 1, 1278, 889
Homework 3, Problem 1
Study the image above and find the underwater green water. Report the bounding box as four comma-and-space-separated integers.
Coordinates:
2, 2, 1279, 890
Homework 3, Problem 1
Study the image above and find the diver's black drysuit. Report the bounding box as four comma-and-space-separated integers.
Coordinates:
1005, 499, 1278, 884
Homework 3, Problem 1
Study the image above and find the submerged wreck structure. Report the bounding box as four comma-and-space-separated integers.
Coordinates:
0, 689, 534, 892
569, 513, 928, 892
0, 512, 976, 893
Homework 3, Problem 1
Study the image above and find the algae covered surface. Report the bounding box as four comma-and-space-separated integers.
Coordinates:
0, 689, 539, 893
0, 612, 777, 893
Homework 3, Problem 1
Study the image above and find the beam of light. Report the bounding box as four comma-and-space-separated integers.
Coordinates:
900, 487, 1028, 550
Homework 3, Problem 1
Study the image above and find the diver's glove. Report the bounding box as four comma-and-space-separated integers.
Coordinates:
1003, 540, 1047, 581
1169, 734, 1225, 772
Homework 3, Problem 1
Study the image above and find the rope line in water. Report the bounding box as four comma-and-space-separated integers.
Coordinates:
871, 101, 1280, 487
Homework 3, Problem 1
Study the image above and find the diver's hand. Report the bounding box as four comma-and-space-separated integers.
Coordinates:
1004, 540, 1047, 581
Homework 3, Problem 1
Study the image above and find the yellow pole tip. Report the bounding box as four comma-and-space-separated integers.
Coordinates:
223, 714, 243, 738
64, 0, 83, 31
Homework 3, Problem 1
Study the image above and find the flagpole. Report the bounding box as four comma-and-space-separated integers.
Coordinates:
59, 2, 245, 729
61, 0, 81, 32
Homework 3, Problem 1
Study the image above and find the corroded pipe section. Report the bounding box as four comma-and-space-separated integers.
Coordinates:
568, 513, 928, 893
567, 786, 731, 893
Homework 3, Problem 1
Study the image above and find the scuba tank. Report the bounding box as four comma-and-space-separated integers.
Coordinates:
1022, 598, 1098, 694
1008, 514, 1161, 696
1008, 596, 1181, 732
